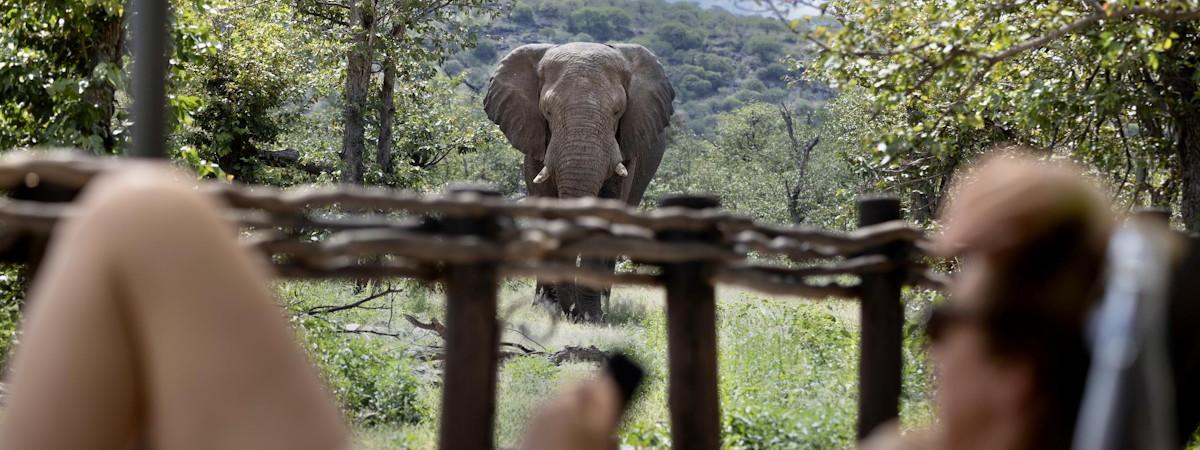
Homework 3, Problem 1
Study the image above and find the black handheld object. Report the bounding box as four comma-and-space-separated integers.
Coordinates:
605, 352, 645, 410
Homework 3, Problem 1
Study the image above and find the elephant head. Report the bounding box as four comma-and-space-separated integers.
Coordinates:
484, 42, 674, 201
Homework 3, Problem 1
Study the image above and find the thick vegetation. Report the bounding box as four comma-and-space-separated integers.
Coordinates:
5, 0, 1200, 448
449, 0, 833, 134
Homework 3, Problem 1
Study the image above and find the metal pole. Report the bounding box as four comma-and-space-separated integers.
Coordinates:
129, 0, 169, 158
856, 196, 904, 440
658, 194, 721, 450
438, 185, 502, 450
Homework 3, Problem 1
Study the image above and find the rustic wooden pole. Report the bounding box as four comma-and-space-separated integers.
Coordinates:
438, 185, 502, 450
856, 195, 905, 441
658, 194, 721, 450
129, 0, 169, 158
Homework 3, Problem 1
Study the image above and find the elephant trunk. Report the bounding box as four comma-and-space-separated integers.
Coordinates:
545, 115, 618, 322
547, 114, 622, 200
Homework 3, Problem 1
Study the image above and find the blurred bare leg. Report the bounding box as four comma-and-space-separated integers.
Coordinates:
0, 166, 348, 450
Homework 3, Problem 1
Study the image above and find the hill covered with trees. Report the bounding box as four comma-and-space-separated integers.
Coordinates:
446, 0, 833, 134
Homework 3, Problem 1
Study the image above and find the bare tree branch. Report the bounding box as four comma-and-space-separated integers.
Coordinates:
305, 288, 403, 315
404, 313, 446, 338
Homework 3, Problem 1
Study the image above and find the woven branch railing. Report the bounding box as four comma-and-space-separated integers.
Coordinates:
0, 152, 947, 450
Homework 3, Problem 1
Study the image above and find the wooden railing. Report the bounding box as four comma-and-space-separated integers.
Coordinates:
0, 152, 945, 450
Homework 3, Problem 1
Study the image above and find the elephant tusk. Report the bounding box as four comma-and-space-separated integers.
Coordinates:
614, 162, 628, 177
533, 166, 550, 184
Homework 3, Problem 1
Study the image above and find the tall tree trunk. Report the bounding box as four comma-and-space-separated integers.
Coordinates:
341, 0, 375, 185
378, 56, 396, 174
779, 104, 817, 224
1176, 112, 1200, 231
1164, 24, 1200, 230
81, 12, 124, 153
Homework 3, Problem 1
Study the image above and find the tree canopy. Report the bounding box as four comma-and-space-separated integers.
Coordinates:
755, 0, 1200, 230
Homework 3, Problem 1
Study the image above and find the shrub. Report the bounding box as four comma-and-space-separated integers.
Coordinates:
472, 39, 498, 63
678, 74, 714, 99
494, 356, 562, 445
0, 265, 27, 371
744, 34, 784, 62
510, 4, 536, 25
442, 59, 465, 76
689, 53, 737, 82
756, 62, 791, 86
654, 22, 704, 50
295, 315, 425, 426
669, 64, 721, 98
567, 6, 632, 41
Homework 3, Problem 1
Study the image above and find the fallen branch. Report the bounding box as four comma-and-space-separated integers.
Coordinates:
402, 314, 610, 365
546, 345, 609, 365
305, 288, 404, 315
338, 325, 404, 339
404, 314, 446, 338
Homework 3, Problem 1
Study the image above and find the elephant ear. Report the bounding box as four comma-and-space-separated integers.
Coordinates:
484, 44, 554, 162
613, 44, 675, 162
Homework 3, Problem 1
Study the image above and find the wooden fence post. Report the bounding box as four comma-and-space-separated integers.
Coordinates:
856, 195, 905, 441
129, 0, 169, 158
438, 184, 502, 450
658, 194, 721, 450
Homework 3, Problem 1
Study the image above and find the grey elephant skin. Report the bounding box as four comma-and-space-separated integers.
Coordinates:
484, 42, 675, 321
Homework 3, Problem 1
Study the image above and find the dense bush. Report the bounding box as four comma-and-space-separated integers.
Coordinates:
744, 34, 784, 62
567, 7, 633, 41
472, 39, 498, 62
678, 75, 715, 99
510, 4, 536, 25
295, 314, 426, 426
755, 62, 791, 86
0, 265, 27, 371
614, 292, 936, 449
654, 21, 704, 50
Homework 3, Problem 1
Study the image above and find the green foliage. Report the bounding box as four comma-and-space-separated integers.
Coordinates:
755, 62, 791, 86
718, 300, 858, 448
295, 314, 425, 426
494, 356, 563, 444
647, 102, 859, 229
744, 34, 784, 62
677, 74, 715, 98
567, 6, 633, 41
0, 265, 27, 371
775, 0, 1200, 223
367, 74, 514, 189
0, 0, 216, 154
616, 293, 933, 449
472, 39, 498, 62
510, 4, 536, 25
654, 21, 704, 50
182, 2, 304, 182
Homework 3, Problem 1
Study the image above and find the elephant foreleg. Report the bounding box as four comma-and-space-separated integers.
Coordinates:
534, 282, 558, 308
571, 256, 615, 322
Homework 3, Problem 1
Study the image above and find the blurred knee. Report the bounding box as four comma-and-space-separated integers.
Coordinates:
74, 164, 225, 240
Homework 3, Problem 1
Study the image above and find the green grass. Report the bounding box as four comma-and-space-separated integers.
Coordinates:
280, 281, 937, 449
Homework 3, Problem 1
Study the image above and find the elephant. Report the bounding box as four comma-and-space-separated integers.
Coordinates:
484, 42, 675, 321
